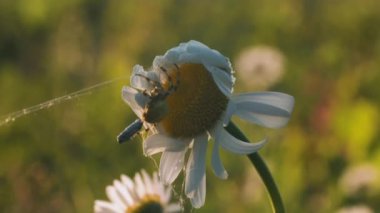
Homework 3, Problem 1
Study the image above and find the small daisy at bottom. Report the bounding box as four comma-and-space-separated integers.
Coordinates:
94, 170, 181, 213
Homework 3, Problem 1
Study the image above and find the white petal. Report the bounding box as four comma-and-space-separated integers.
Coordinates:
143, 134, 188, 156
121, 86, 147, 119
189, 174, 206, 209
130, 65, 156, 91
185, 134, 208, 195
166, 203, 182, 212
120, 175, 137, 201
134, 173, 146, 199
208, 66, 234, 97
105, 186, 126, 209
162, 184, 172, 203
161, 40, 232, 72
215, 124, 267, 154
94, 200, 123, 213
186, 40, 230, 69
152, 172, 167, 199
140, 170, 153, 194
113, 180, 133, 207
231, 92, 294, 128
211, 139, 228, 179
159, 149, 188, 184
222, 102, 237, 127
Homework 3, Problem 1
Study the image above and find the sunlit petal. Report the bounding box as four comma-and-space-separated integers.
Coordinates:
159, 149, 188, 184
133, 173, 146, 199
222, 102, 237, 127
113, 180, 133, 206
94, 200, 123, 213
232, 92, 294, 128
106, 186, 126, 209
130, 65, 156, 91
208, 65, 234, 97
185, 134, 208, 195
143, 134, 188, 156
189, 174, 206, 209
215, 124, 267, 154
95, 171, 179, 213
121, 86, 147, 119
211, 139, 228, 179
140, 170, 153, 194
166, 203, 182, 213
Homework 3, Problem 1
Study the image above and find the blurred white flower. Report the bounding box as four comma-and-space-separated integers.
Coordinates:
235, 46, 285, 89
339, 164, 380, 196
122, 40, 294, 208
94, 170, 181, 213
336, 204, 374, 213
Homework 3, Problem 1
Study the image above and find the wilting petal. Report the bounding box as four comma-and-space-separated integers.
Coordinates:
189, 174, 206, 209
121, 86, 148, 119
187, 40, 230, 69
143, 134, 188, 156
185, 134, 208, 195
159, 149, 188, 184
94, 200, 123, 213
222, 102, 237, 126
211, 139, 228, 179
208, 65, 234, 97
165, 40, 224, 66
130, 65, 156, 91
215, 124, 267, 154
232, 92, 294, 128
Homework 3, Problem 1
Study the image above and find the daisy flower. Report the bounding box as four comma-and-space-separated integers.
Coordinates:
121, 40, 294, 208
94, 170, 181, 213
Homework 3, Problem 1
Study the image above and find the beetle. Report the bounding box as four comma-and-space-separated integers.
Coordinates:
117, 65, 179, 144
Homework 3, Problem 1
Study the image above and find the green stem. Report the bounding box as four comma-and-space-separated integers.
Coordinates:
225, 122, 285, 213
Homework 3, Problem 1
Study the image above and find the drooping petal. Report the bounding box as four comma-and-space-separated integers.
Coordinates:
185, 134, 208, 195
186, 40, 230, 70
231, 92, 294, 128
211, 139, 228, 179
189, 173, 206, 209
156, 40, 235, 97
94, 200, 123, 213
163, 40, 227, 67
143, 134, 188, 156
215, 124, 267, 154
207, 65, 234, 97
121, 86, 148, 119
130, 65, 157, 91
222, 102, 237, 127
159, 149, 188, 184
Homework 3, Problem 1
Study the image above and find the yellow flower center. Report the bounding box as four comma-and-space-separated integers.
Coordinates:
127, 195, 164, 213
159, 63, 229, 138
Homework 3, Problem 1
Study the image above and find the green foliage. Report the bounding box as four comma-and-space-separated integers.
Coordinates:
1, 0, 380, 212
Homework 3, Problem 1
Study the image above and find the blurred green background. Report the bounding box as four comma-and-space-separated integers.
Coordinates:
1, 0, 380, 212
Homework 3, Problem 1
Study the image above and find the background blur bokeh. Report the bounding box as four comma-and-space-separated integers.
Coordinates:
1, 0, 380, 212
